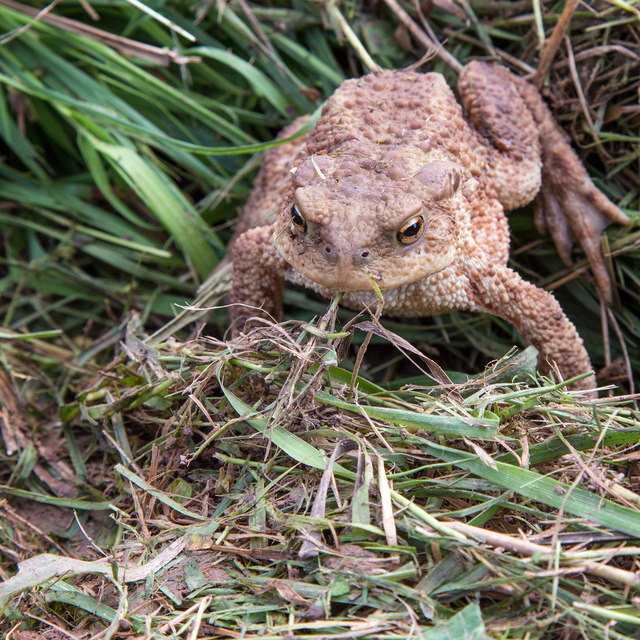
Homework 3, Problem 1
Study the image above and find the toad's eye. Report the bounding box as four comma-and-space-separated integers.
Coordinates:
291, 205, 307, 234
397, 215, 425, 245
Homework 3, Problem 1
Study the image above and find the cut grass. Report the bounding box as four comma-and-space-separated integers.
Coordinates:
0, 0, 639, 637
2, 312, 640, 637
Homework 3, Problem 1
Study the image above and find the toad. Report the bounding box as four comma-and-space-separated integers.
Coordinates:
230, 62, 628, 392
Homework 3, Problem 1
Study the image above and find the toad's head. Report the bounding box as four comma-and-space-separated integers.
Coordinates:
273, 143, 471, 292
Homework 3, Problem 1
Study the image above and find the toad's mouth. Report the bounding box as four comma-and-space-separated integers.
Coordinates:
280, 253, 432, 293
279, 255, 381, 292
284, 264, 401, 293
273, 225, 457, 292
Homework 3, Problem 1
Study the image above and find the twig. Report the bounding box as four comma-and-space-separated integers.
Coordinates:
382, 0, 461, 72
326, 0, 381, 73
534, 0, 580, 88
564, 35, 596, 136
420, 521, 640, 589
607, 307, 637, 409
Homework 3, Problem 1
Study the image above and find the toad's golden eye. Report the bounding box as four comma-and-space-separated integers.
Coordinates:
291, 205, 307, 234
397, 215, 425, 245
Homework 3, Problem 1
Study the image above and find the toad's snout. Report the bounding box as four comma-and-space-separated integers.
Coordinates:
319, 241, 372, 269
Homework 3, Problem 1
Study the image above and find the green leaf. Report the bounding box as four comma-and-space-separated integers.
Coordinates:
423, 603, 487, 640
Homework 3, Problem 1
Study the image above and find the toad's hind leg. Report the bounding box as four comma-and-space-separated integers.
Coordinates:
515, 76, 629, 304
459, 60, 629, 303
469, 191, 511, 265
458, 62, 542, 211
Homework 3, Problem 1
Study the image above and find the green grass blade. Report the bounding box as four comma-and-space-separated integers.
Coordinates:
191, 46, 290, 116
422, 440, 640, 538
316, 390, 499, 439
114, 464, 206, 521
220, 384, 329, 471
89, 137, 219, 278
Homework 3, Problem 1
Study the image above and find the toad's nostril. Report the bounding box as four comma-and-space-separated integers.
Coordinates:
354, 248, 371, 265
322, 244, 338, 265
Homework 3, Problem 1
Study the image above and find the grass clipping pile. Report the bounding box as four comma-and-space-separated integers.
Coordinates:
1, 308, 640, 638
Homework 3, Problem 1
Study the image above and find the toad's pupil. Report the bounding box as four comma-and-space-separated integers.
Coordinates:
291, 206, 306, 230
397, 216, 425, 245
404, 222, 421, 237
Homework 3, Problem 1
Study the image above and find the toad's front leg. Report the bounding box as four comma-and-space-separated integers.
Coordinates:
464, 257, 596, 394
231, 223, 287, 334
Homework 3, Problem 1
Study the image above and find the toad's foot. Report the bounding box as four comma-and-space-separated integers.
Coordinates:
514, 74, 629, 304
532, 143, 629, 304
